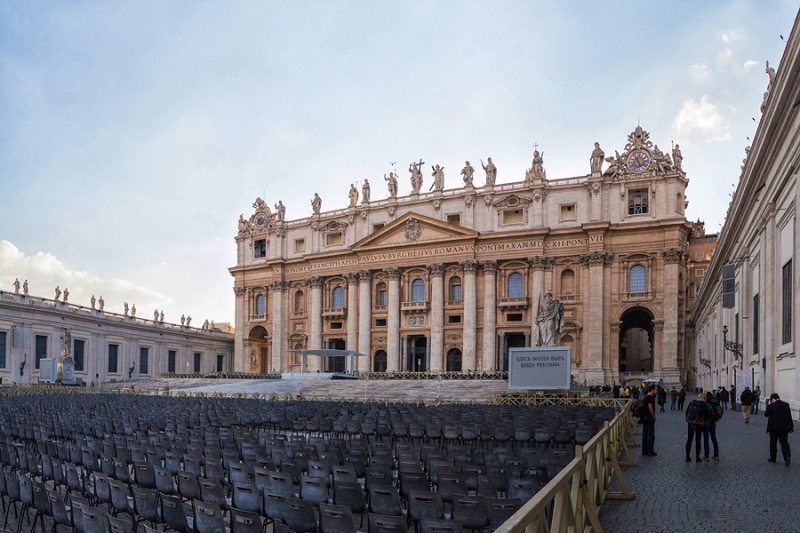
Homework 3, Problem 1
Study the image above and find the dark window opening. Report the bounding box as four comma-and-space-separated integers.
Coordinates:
507, 313, 523, 322
108, 344, 119, 373
375, 318, 387, 327
168, 350, 177, 373
330, 322, 343, 330
254, 239, 267, 258
448, 315, 462, 324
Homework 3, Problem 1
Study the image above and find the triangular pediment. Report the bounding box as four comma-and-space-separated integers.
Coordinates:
352, 212, 479, 250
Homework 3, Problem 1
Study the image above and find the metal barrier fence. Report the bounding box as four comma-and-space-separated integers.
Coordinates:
493, 400, 639, 533
155, 372, 281, 380
360, 371, 506, 380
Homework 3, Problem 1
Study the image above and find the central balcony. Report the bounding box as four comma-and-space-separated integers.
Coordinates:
322, 307, 347, 318
401, 301, 429, 313
498, 297, 529, 309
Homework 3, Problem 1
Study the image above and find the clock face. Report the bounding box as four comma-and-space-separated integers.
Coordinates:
627, 151, 650, 173
254, 213, 268, 229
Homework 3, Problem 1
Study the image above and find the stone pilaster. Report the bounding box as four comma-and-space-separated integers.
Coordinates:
482, 261, 498, 371
461, 260, 478, 370
345, 272, 359, 370
269, 281, 288, 373
580, 251, 613, 384
306, 276, 323, 371
233, 286, 247, 372
661, 248, 686, 384
385, 267, 402, 372
357, 270, 372, 371
528, 255, 554, 342
428, 264, 445, 372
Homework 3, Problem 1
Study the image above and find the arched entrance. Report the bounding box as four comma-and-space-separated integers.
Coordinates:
373, 350, 387, 372
446, 349, 462, 372
248, 326, 270, 373
324, 339, 346, 372
618, 307, 655, 378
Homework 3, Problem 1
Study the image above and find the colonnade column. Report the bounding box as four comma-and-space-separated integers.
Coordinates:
345, 273, 359, 371
482, 261, 497, 371
269, 281, 286, 373
428, 264, 445, 372
357, 270, 372, 372
307, 276, 323, 372
461, 260, 478, 370
385, 267, 402, 372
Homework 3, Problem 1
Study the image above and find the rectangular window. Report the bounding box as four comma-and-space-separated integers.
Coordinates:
507, 313, 523, 322
782, 260, 792, 344
375, 318, 387, 327
695, 268, 705, 277
628, 190, 649, 215
451, 285, 462, 302
695, 251, 704, 259
330, 322, 343, 330
378, 290, 387, 306
446, 214, 461, 226
254, 239, 267, 258
73, 340, 85, 371
753, 294, 759, 354
0, 332, 6, 369
295, 239, 305, 253
326, 233, 343, 246
216, 355, 224, 373
448, 315, 462, 324
108, 344, 119, 373
35, 335, 47, 369
139, 347, 149, 375
168, 350, 177, 373
503, 209, 524, 224
559, 205, 577, 221
372, 223, 385, 233
193, 353, 202, 373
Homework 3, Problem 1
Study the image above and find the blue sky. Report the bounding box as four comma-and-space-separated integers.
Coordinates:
1, 1, 796, 324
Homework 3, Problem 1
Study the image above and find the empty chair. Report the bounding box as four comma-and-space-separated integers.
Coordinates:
182, 455, 202, 477
133, 462, 156, 489
107, 514, 134, 533
193, 500, 226, 533
231, 482, 261, 514
112, 459, 132, 484
93, 472, 112, 508
418, 519, 462, 533
164, 452, 181, 475
108, 479, 133, 517
507, 479, 537, 503
365, 470, 392, 493
229, 463, 249, 484
266, 473, 295, 498
331, 465, 357, 485
368, 513, 408, 533
319, 503, 355, 533
153, 465, 176, 495
229, 508, 263, 533
475, 476, 497, 499
131, 487, 161, 529
69, 494, 89, 533
177, 472, 200, 502
333, 482, 366, 527
204, 459, 225, 484
283, 498, 318, 533
407, 491, 444, 527
399, 472, 429, 501
80, 506, 108, 533
436, 475, 467, 506
368, 485, 402, 517
160, 494, 189, 533
46, 488, 72, 533
300, 476, 329, 505
486, 498, 522, 530
262, 492, 288, 525
30, 478, 52, 533
198, 479, 226, 508
452, 496, 488, 533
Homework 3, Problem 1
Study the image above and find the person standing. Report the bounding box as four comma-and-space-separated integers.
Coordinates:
752, 386, 762, 415
720, 386, 730, 410
685, 393, 710, 462
730, 384, 737, 411
677, 388, 687, 411
740, 386, 754, 423
670, 387, 678, 411
704, 392, 722, 460
764, 393, 793, 465
657, 387, 667, 412
641, 386, 659, 457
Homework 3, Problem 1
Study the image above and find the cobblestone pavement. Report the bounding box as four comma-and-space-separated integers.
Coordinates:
600, 397, 800, 532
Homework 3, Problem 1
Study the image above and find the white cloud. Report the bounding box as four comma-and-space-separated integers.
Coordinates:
672, 96, 730, 143
0, 240, 171, 312
742, 60, 758, 72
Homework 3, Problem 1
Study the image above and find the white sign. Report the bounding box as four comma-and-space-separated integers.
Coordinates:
735, 369, 752, 403
39, 358, 57, 383
508, 347, 571, 390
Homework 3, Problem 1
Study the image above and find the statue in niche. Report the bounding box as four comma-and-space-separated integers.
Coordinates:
672, 144, 683, 171
431, 165, 445, 191
362, 180, 371, 203
534, 290, 564, 347
461, 161, 474, 186
409, 161, 424, 193
23, 280, 28, 296
311, 193, 322, 214
348, 183, 359, 207
250, 351, 258, 368
54, 286, 61, 301
481, 158, 496, 186
384, 172, 398, 198
90, 295, 96, 309
275, 201, 286, 221
590, 142, 605, 174
98, 295, 104, 310
13, 278, 20, 294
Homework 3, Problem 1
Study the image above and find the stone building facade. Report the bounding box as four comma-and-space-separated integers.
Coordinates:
231, 126, 692, 386
0, 291, 234, 385
690, 9, 800, 406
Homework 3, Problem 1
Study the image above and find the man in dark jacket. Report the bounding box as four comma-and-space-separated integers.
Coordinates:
765, 392, 794, 465
740, 386, 754, 423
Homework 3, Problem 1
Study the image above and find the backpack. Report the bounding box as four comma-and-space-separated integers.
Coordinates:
685, 400, 706, 426
633, 399, 648, 418
710, 402, 724, 421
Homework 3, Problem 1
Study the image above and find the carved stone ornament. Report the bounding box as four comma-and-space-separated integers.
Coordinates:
319, 220, 348, 233
528, 256, 555, 271
388, 207, 396, 218
233, 286, 247, 296
484, 196, 493, 207
624, 125, 654, 152
427, 263, 445, 277
533, 189, 547, 202
405, 218, 422, 242
588, 182, 601, 197
460, 260, 479, 273
361, 210, 369, 221
464, 195, 475, 207
494, 194, 533, 210
358, 270, 372, 282
408, 316, 426, 327
661, 247, 686, 264
446, 334, 461, 341
344, 272, 359, 284
433, 199, 441, 211
375, 336, 386, 343
383, 267, 402, 280
275, 228, 287, 238
579, 251, 614, 267
481, 260, 498, 274
269, 280, 290, 291
305, 276, 323, 288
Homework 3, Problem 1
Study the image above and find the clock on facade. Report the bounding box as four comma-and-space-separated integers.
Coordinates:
627, 151, 650, 173
253, 213, 268, 229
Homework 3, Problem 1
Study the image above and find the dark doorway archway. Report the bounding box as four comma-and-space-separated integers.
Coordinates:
248, 326, 270, 373
407, 336, 427, 372
325, 339, 346, 372
618, 307, 655, 377
446, 349, 462, 372
500, 333, 527, 371
373, 350, 387, 372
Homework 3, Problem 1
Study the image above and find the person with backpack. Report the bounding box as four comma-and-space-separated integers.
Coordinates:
640, 385, 659, 457
703, 391, 723, 460
765, 392, 794, 465
685, 392, 710, 462
740, 386, 754, 423
670, 387, 678, 411
677, 388, 687, 410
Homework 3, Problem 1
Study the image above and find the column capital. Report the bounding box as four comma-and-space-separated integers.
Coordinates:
305, 275, 323, 288
357, 269, 373, 282
459, 260, 479, 273
579, 251, 614, 267
233, 286, 246, 296
481, 260, 498, 274
661, 247, 686, 265
383, 267, 402, 280
344, 272, 360, 284
269, 280, 289, 291
427, 263, 445, 277
527, 255, 555, 271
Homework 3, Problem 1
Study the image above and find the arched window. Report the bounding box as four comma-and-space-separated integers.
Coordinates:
294, 290, 305, 313
629, 265, 646, 293
376, 282, 387, 306
446, 349, 462, 372
255, 294, 265, 315
373, 350, 388, 372
561, 269, 575, 296
449, 276, 462, 301
332, 286, 345, 308
508, 272, 523, 298
411, 279, 425, 302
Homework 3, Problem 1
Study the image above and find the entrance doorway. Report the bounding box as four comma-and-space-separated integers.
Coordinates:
248, 326, 270, 373
407, 336, 427, 372
618, 307, 655, 375
501, 333, 527, 371
446, 349, 462, 372
373, 350, 387, 372
325, 339, 346, 372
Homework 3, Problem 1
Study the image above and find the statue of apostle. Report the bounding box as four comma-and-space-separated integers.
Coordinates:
590, 142, 605, 174
348, 183, 359, 207
534, 290, 564, 347
384, 172, 398, 198
311, 193, 322, 214
362, 179, 371, 203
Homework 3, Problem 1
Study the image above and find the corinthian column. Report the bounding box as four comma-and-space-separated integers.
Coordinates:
428, 264, 445, 372
358, 270, 372, 371
268, 281, 286, 373
345, 273, 359, 370
461, 260, 478, 370
482, 261, 497, 371
385, 267, 402, 372
307, 276, 323, 372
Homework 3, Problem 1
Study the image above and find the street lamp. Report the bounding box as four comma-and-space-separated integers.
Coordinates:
722, 325, 743, 369
698, 349, 711, 369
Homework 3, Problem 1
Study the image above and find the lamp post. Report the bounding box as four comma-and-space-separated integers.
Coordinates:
698, 349, 711, 369
722, 325, 743, 369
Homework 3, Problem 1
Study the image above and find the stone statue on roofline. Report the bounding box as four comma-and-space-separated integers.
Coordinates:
461, 161, 474, 186
275, 200, 286, 221
431, 165, 445, 191
348, 183, 359, 207
384, 172, 398, 198
672, 144, 683, 171
481, 158, 496, 186
362, 180, 371, 203
311, 193, 322, 214
409, 161, 424, 194
13, 278, 20, 294
590, 142, 605, 174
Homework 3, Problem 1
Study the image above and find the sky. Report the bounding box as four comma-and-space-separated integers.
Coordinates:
0, 1, 797, 325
